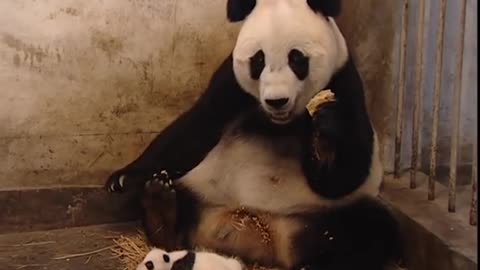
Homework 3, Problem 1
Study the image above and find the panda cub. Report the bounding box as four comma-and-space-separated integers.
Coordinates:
137, 248, 244, 270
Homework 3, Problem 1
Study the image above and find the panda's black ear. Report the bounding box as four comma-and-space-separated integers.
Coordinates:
307, 0, 341, 17
227, 0, 256, 22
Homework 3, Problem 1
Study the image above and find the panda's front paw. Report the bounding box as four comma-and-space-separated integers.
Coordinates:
105, 170, 128, 193
105, 169, 149, 193
311, 101, 343, 143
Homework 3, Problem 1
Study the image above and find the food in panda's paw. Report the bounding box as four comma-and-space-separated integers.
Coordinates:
137, 248, 244, 270
306, 89, 336, 116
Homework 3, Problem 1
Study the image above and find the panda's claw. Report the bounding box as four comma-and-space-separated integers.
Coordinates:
106, 173, 126, 193
160, 170, 169, 178
118, 175, 125, 188
109, 182, 116, 192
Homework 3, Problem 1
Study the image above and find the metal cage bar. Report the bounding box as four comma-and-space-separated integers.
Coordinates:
471, 138, 478, 226
448, 0, 468, 213
410, 0, 426, 189
428, 0, 447, 201
394, 0, 409, 179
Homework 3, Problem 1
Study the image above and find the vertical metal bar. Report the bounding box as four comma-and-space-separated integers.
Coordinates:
471, 139, 478, 226
410, 0, 426, 189
448, 0, 468, 213
428, 0, 447, 201
394, 0, 409, 179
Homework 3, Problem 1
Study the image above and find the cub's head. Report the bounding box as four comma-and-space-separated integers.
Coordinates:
229, 0, 348, 124
137, 249, 172, 270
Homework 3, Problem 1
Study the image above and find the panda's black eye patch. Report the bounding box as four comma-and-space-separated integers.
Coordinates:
288, 49, 309, 80
163, 254, 170, 263
145, 261, 154, 270
249, 50, 265, 80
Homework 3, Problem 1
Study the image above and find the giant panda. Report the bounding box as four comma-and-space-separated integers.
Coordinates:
106, 0, 402, 269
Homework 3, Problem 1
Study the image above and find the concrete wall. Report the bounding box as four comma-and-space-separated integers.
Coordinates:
0, 0, 404, 189
336, 0, 404, 170
0, 0, 240, 189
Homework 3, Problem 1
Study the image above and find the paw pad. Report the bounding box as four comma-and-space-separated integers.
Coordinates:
145, 170, 175, 193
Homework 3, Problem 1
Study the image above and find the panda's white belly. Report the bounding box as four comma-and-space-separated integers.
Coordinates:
178, 133, 331, 214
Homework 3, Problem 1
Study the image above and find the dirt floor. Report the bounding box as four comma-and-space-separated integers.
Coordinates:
0, 223, 139, 270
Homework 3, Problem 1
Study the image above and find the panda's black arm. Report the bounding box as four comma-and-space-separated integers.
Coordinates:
106, 55, 255, 192
303, 56, 375, 199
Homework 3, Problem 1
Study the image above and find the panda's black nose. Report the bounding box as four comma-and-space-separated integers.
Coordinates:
145, 261, 154, 270
265, 98, 289, 109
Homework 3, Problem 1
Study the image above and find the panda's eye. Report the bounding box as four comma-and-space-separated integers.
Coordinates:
288, 49, 309, 80
249, 50, 265, 80
145, 261, 154, 270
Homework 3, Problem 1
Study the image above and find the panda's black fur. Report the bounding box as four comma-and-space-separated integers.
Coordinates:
106, 0, 403, 269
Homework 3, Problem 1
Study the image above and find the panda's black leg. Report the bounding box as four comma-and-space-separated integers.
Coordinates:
303, 56, 375, 199
291, 197, 402, 270
173, 185, 202, 249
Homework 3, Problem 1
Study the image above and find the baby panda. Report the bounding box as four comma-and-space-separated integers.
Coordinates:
106, 0, 403, 269
137, 248, 244, 270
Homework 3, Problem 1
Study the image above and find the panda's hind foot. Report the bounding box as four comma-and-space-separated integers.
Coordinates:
145, 170, 176, 194
142, 170, 178, 250
143, 170, 177, 215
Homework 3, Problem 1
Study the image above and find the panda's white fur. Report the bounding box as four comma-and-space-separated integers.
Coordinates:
137, 248, 244, 270
179, 120, 382, 215
233, 0, 348, 124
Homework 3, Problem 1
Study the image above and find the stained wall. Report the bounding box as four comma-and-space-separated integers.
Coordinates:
0, 0, 240, 188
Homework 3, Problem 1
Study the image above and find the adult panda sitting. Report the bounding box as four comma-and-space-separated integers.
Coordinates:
106, 0, 402, 269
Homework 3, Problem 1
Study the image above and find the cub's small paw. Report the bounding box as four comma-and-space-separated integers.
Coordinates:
145, 170, 176, 194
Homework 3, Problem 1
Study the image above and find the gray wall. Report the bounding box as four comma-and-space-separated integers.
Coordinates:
0, 0, 240, 189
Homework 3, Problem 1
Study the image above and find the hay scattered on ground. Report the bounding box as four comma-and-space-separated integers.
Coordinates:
110, 231, 151, 270
110, 232, 282, 270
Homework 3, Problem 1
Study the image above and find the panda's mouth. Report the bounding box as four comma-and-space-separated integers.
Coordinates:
268, 111, 293, 124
